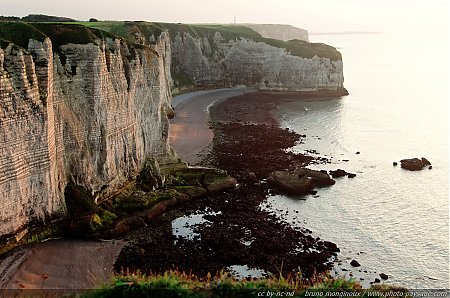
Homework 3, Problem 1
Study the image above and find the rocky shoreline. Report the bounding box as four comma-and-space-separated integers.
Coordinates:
115, 91, 347, 279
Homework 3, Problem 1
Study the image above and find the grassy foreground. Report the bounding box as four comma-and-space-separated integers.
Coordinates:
84, 270, 407, 298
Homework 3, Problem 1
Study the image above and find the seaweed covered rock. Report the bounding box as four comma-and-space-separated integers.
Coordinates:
268, 168, 335, 195
173, 167, 237, 193
137, 159, 165, 191
268, 171, 315, 195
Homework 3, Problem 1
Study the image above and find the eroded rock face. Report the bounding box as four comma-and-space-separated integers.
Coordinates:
0, 35, 176, 237
171, 32, 344, 92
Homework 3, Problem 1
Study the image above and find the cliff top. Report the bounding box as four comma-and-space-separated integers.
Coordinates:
0, 21, 131, 55
0, 20, 341, 61
80, 21, 341, 61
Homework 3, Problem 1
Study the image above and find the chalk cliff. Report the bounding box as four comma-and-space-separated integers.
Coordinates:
0, 23, 176, 238
171, 33, 343, 91
0, 21, 346, 240
98, 22, 344, 92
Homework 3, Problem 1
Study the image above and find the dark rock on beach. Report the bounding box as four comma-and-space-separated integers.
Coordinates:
268, 171, 316, 195
400, 157, 432, 171
379, 273, 389, 280
350, 259, 361, 267
329, 169, 347, 178
268, 168, 335, 195
329, 169, 357, 179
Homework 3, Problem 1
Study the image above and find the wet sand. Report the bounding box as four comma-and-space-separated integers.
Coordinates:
169, 87, 254, 164
0, 239, 125, 290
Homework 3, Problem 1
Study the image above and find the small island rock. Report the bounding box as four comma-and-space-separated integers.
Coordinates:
400, 157, 432, 171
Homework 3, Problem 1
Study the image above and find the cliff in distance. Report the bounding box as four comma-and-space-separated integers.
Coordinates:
241, 24, 309, 42
82, 22, 345, 93
0, 20, 346, 240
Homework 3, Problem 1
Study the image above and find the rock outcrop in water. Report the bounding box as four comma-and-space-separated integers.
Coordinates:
399, 157, 431, 171
0, 23, 177, 238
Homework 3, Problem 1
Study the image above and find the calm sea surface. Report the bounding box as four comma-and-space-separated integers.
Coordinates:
263, 31, 449, 288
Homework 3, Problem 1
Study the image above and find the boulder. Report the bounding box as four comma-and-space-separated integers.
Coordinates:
298, 168, 335, 187
350, 259, 361, 267
323, 240, 340, 253
268, 171, 316, 195
268, 168, 337, 195
400, 157, 431, 171
204, 173, 237, 193
329, 169, 357, 178
379, 273, 389, 280
329, 169, 347, 178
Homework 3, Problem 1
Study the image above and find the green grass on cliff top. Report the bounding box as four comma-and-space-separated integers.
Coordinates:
0, 21, 47, 49
0, 20, 341, 61
83, 270, 407, 298
0, 21, 129, 55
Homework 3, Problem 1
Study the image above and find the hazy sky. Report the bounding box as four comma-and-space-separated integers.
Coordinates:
1, 0, 448, 32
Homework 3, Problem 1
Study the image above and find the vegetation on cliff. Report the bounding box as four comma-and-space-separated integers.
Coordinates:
0, 21, 47, 49
81, 21, 342, 61
85, 271, 406, 298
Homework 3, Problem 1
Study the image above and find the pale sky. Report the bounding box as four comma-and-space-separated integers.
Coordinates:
1, 0, 448, 33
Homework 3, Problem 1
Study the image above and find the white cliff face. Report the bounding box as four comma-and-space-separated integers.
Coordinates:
171, 32, 344, 91
0, 35, 175, 237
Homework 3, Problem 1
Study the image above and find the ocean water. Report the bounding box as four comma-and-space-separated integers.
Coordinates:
264, 31, 449, 288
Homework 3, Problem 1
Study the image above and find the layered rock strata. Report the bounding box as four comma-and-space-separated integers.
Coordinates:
171, 32, 344, 92
0, 29, 175, 237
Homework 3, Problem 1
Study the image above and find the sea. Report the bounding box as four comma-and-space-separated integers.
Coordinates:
262, 29, 449, 289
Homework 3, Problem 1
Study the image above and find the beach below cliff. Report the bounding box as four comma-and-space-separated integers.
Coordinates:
0, 88, 346, 290
0, 239, 125, 291
169, 87, 255, 164
115, 89, 345, 280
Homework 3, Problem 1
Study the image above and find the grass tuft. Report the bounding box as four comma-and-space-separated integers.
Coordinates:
83, 270, 408, 298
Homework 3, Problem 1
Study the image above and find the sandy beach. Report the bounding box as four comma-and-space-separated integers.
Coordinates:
0, 239, 125, 290
169, 87, 255, 164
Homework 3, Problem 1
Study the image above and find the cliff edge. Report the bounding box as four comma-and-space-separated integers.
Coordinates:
0, 20, 346, 242
82, 22, 345, 94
